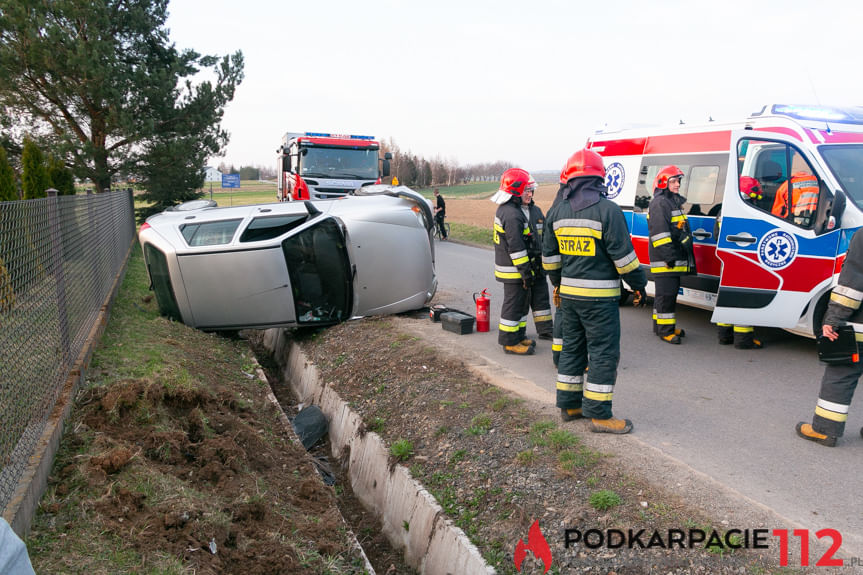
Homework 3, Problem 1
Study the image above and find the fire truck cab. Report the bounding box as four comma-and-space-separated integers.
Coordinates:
277, 132, 392, 201
586, 104, 863, 337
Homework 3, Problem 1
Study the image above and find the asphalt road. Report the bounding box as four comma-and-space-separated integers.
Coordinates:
430, 239, 863, 558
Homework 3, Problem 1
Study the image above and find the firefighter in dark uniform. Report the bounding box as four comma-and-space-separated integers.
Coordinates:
647, 165, 695, 344
492, 168, 537, 355
543, 149, 647, 432
522, 177, 554, 340
797, 228, 863, 447
715, 176, 763, 349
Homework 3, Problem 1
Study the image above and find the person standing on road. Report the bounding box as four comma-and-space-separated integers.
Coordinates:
433, 188, 448, 240
521, 178, 554, 340
647, 165, 695, 344
543, 149, 647, 433
796, 228, 863, 447
492, 168, 537, 356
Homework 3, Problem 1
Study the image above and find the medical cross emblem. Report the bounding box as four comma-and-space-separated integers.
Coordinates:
604, 162, 625, 200
758, 229, 797, 270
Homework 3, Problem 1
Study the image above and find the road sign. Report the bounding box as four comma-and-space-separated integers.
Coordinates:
221, 174, 241, 189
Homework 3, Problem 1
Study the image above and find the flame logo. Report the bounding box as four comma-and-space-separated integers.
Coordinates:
514, 520, 552, 573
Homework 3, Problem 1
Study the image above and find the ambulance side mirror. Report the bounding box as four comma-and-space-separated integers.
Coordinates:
830, 190, 846, 230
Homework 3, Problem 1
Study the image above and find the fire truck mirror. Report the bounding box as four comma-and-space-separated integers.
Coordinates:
384, 152, 393, 160
382, 159, 391, 177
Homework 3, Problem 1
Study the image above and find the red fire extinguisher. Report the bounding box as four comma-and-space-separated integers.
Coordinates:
474, 289, 491, 332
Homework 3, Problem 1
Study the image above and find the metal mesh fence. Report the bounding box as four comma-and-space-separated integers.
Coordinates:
0, 190, 134, 514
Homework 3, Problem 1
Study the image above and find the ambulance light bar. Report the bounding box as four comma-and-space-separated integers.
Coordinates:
768, 104, 863, 124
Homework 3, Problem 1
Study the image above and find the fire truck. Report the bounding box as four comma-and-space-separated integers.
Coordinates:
586, 104, 863, 337
277, 132, 392, 201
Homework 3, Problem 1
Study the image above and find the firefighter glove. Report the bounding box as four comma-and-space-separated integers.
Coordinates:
522, 275, 533, 291
677, 220, 686, 230
553, 286, 561, 308
632, 289, 647, 308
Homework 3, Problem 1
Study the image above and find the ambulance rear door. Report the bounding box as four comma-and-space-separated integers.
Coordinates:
711, 130, 841, 328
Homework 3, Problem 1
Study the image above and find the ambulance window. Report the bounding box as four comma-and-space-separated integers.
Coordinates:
738, 138, 822, 229
686, 166, 720, 206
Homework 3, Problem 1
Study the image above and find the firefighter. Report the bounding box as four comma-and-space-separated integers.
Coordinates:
492, 167, 537, 355
716, 176, 763, 349
647, 165, 695, 344
521, 178, 554, 340
543, 149, 647, 432
796, 227, 863, 447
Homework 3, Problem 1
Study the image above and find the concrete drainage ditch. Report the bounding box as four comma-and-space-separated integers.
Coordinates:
258, 327, 495, 575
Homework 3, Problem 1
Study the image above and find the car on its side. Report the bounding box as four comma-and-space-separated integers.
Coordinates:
139, 185, 437, 331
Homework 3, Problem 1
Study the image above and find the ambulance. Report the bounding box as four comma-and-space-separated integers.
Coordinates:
586, 104, 863, 337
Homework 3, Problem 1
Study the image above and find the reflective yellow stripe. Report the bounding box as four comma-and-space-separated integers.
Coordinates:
512, 255, 529, 265
815, 405, 848, 422
733, 326, 754, 333
557, 380, 583, 392
584, 390, 613, 402
717, 323, 732, 327
617, 259, 640, 274
831, 292, 861, 309
498, 322, 520, 332
856, 333, 863, 342
656, 317, 676, 325
495, 270, 522, 279
552, 343, 562, 351
652, 237, 672, 247
671, 215, 686, 223
651, 265, 689, 273
559, 285, 621, 298
543, 262, 562, 271
534, 314, 553, 322
555, 226, 603, 239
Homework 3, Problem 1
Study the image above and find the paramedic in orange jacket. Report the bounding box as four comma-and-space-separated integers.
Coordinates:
771, 155, 819, 225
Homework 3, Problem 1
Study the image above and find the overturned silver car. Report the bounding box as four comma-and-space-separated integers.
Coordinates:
139, 186, 437, 330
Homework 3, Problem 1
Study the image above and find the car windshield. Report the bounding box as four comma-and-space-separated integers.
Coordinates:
819, 144, 863, 209
281, 218, 351, 324
300, 146, 379, 180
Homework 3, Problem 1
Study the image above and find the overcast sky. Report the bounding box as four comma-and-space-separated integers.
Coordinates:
167, 0, 862, 172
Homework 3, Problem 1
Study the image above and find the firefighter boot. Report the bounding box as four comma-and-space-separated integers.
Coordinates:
717, 324, 733, 345
537, 331, 553, 341
734, 330, 763, 349
520, 338, 537, 349
674, 328, 686, 337
560, 408, 583, 422
795, 422, 837, 447
504, 342, 535, 355
590, 418, 633, 434
661, 333, 681, 345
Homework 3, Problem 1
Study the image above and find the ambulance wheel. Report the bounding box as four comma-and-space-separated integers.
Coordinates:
619, 287, 633, 307
813, 292, 830, 336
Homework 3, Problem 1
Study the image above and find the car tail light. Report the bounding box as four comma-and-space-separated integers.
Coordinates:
140, 222, 150, 232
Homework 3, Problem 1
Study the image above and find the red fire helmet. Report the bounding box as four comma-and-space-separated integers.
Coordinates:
559, 149, 606, 184
653, 165, 684, 190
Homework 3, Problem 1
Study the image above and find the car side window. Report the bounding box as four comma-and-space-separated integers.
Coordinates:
240, 214, 308, 243
738, 139, 822, 229
180, 219, 242, 246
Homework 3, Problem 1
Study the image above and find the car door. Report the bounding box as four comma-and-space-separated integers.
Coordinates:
711, 131, 841, 328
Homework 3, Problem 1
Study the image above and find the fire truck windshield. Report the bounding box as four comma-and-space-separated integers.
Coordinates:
820, 144, 863, 209
300, 146, 379, 180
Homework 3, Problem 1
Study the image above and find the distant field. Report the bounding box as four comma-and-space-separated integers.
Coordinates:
415, 182, 497, 199
204, 180, 278, 207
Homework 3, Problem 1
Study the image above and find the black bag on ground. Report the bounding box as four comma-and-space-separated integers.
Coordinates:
817, 325, 859, 365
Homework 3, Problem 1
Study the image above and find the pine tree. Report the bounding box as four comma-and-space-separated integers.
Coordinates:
0, 146, 16, 202
21, 138, 49, 200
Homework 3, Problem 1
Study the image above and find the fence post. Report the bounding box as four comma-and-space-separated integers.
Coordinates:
46, 189, 70, 364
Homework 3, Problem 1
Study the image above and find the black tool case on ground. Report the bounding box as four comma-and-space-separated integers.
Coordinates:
440, 311, 475, 334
